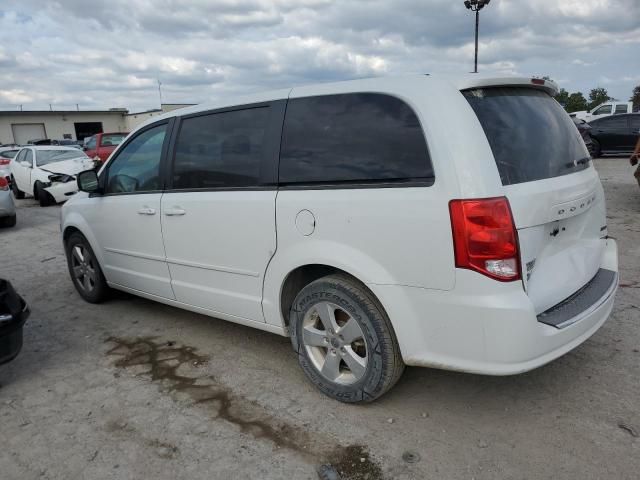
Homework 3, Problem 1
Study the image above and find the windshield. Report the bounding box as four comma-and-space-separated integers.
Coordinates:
101, 134, 127, 147
36, 149, 88, 166
463, 87, 590, 185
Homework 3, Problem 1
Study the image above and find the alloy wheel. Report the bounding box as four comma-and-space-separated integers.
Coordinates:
301, 301, 368, 385
71, 244, 97, 293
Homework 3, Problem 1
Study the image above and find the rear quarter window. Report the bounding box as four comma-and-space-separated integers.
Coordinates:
463, 87, 590, 185
279, 93, 433, 185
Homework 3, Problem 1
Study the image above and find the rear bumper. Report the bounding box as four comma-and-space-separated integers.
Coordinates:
370, 238, 618, 375
0, 192, 16, 217
0, 281, 30, 365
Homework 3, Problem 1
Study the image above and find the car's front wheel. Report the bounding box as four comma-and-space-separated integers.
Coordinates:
0, 214, 16, 228
35, 182, 54, 207
290, 274, 404, 403
65, 232, 109, 303
591, 138, 601, 158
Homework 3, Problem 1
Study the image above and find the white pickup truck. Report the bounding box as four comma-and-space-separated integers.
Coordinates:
572, 101, 633, 121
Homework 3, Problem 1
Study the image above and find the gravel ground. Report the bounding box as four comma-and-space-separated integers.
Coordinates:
1, 157, 638, 480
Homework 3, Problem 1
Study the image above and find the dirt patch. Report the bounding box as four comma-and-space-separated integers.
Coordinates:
329, 445, 384, 480
106, 336, 384, 479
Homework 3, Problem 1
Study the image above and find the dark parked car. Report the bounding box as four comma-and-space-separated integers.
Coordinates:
0, 279, 29, 365
588, 113, 640, 157
572, 117, 594, 156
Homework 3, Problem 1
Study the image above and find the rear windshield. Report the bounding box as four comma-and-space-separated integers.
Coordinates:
463, 87, 590, 185
0, 149, 18, 158
36, 149, 87, 166
101, 134, 126, 147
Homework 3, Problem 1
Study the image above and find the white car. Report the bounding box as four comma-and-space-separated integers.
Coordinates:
10, 146, 95, 206
61, 74, 619, 403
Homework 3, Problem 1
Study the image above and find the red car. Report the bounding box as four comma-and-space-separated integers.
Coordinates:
84, 132, 129, 164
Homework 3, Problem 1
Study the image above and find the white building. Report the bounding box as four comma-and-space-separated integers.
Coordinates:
0, 104, 195, 145
125, 104, 195, 131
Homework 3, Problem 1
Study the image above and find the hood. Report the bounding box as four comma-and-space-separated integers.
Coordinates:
39, 157, 94, 176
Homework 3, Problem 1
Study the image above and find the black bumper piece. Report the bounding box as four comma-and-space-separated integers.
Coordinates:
0, 279, 30, 365
537, 268, 617, 329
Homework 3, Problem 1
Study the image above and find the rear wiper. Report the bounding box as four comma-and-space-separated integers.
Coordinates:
566, 157, 591, 168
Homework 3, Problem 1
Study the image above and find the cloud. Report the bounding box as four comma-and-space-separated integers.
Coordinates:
0, 0, 638, 111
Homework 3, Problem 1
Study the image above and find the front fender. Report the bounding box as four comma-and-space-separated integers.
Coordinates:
61, 210, 105, 270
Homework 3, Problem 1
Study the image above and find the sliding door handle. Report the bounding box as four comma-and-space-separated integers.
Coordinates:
164, 207, 186, 216
137, 207, 156, 215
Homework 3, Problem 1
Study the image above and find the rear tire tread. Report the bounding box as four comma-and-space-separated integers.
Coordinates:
291, 273, 404, 403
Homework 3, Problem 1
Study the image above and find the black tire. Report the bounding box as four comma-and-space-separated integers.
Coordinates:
0, 214, 16, 228
591, 138, 601, 158
36, 182, 54, 207
11, 178, 24, 199
65, 232, 109, 303
290, 274, 404, 403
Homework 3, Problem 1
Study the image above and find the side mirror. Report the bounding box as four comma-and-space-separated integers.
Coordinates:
82, 146, 88, 151
20, 161, 31, 168
77, 170, 100, 193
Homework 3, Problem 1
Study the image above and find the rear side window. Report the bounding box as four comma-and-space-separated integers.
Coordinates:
279, 93, 433, 185
615, 104, 628, 114
172, 107, 269, 189
463, 88, 589, 185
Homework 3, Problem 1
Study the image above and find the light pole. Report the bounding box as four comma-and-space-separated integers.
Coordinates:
464, 0, 491, 73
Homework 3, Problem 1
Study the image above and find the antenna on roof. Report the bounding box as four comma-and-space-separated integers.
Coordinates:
158, 79, 163, 108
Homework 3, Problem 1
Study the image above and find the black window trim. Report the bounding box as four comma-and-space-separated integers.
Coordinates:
97, 118, 175, 197
276, 92, 435, 189
164, 100, 286, 193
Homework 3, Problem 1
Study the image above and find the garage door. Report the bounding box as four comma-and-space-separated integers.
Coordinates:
11, 123, 46, 145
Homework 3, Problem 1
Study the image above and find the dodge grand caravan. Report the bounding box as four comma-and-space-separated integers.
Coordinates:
61, 75, 618, 403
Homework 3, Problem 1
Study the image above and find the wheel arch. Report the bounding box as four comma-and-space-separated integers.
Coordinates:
278, 263, 392, 334
61, 216, 106, 270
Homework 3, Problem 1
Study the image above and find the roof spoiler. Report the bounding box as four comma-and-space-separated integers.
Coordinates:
456, 76, 559, 96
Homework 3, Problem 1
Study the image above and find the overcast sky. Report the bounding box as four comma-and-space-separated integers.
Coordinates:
0, 0, 638, 112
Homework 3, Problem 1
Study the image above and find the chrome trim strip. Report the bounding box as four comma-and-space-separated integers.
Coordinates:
104, 247, 165, 263
166, 258, 259, 277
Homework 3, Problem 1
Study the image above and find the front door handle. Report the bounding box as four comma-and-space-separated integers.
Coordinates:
164, 207, 186, 216
137, 207, 156, 215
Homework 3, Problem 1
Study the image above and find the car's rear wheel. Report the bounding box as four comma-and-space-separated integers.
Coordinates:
65, 232, 109, 303
11, 178, 24, 199
290, 274, 404, 403
0, 214, 16, 228
591, 138, 601, 158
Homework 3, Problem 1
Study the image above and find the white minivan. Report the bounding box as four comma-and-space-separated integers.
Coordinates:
61, 75, 618, 402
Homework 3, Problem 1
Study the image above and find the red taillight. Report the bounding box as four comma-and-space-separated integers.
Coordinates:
449, 197, 521, 282
531, 78, 545, 85
0, 158, 10, 165
0, 176, 9, 191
